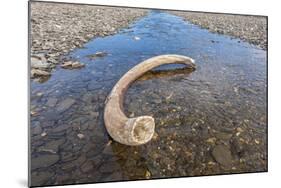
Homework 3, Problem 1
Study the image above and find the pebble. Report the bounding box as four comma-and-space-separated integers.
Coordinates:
77, 133, 85, 139
206, 137, 216, 144
254, 139, 260, 144
134, 36, 141, 40
41, 132, 47, 137
145, 170, 151, 179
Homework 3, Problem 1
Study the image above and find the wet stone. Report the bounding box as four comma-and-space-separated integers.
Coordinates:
32, 123, 42, 135
87, 81, 102, 90
61, 161, 77, 172
52, 124, 71, 133
56, 98, 76, 112
87, 51, 108, 59
60, 152, 78, 162
31, 171, 54, 186
31, 69, 51, 78
212, 144, 233, 167
43, 111, 61, 121
77, 133, 85, 139
46, 98, 58, 107
101, 171, 123, 181
80, 160, 94, 173
61, 61, 85, 69
38, 138, 65, 153
215, 132, 233, 140
99, 161, 121, 173
102, 146, 114, 156
31, 54, 52, 69
31, 154, 60, 170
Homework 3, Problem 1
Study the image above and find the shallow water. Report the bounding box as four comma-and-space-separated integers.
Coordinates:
30, 11, 267, 186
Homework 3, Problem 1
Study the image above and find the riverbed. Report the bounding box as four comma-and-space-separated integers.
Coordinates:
30, 11, 267, 186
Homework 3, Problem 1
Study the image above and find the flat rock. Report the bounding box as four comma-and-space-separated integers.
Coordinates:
46, 98, 58, 107
31, 54, 51, 69
31, 171, 54, 186
56, 98, 76, 112
31, 69, 51, 77
99, 161, 121, 173
212, 144, 233, 167
80, 160, 94, 173
32, 124, 43, 135
31, 154, 60, 170
61, 61, 85, 69
77, 133, 85, 139
87, 51, 108, 59
87, 81, 102, 90
38, 138, 65, 153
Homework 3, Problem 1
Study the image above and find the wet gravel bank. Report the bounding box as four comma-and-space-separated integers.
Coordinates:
30, 2, 148, 77
168, 11, 267, 50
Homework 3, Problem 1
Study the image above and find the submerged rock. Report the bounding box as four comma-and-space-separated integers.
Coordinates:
31, 154, 60, 170
87, 51, 108, 59
80, 160, 94, 173
46, 98, 58, 107
32, 124, 43, 135
56, 98, 76, 112
31, 171, 54, 186
38, 138, 65, 153
212, 144, 233, 167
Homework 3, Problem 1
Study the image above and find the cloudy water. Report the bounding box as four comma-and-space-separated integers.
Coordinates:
30, 11, 267, 186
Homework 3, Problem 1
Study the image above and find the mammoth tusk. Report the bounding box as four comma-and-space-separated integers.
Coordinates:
104, 54, 196, 146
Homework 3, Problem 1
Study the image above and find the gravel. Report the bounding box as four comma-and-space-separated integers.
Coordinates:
168, 11, 267, 50
30, 2, 148, 75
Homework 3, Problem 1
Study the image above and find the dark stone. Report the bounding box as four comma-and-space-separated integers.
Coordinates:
102, 146, 114, 156
212, 144, 233, 167
101, 171, 123, 181
99, 161, 121, 173
31, 154, 60, 170
38, 138, 65, 153
46, 98, 58, 107
215, 132, 233, 140
52, 124, 71, 132
87, 81, 102, 90
56, 98, 76, 112
31, 171, 54, 186
32, 124, 42, 135
80, 160, 94, 173
87, 51, 108, 59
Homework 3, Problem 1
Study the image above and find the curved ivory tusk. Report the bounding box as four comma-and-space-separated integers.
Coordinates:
104, 54, 196, 146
